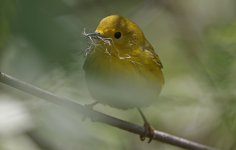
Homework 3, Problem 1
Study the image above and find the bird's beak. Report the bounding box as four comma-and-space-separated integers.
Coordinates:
95, 30, 106, 38
83, 30, 112, 45
85, 32, 99, 37
95, 29, 103, 35
84, 31, 104, 39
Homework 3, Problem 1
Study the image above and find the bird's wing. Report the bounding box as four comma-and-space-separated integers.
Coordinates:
142, 39, 163, 68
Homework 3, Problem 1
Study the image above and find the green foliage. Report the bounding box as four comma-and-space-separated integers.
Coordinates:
204, 22, 236, 87
204, 22, 236, 144
0, 0, 15, 50
1, 0, 236, 150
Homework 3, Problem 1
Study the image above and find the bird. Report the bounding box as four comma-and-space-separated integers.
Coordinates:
83, 15, 164, 142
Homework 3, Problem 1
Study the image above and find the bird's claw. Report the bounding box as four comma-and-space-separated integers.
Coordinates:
82, 101, 98, 121
140, 122, 155, 143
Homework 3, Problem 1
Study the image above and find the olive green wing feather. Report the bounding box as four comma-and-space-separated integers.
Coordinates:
143, 39, 163, 68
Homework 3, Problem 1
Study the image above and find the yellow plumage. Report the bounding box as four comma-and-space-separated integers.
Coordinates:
83, 15, 164, 109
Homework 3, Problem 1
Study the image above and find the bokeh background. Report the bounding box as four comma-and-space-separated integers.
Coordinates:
0, 0, 236, 150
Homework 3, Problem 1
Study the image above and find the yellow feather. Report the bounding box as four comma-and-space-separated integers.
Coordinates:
84, 15, 164, 109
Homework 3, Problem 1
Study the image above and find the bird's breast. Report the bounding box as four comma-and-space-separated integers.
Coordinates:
83, 49, 164, 109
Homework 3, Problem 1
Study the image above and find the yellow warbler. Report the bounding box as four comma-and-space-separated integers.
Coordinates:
83, 15, 164, 141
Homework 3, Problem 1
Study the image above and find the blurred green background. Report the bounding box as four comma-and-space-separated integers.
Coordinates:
0, 0, 236, 150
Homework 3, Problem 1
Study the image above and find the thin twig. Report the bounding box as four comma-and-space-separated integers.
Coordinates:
0, 72, 216, 150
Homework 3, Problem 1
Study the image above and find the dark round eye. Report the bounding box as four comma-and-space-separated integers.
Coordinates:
114, 32, 121, 39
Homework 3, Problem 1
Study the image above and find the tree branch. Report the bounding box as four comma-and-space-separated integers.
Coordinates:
0, 72, 216, 150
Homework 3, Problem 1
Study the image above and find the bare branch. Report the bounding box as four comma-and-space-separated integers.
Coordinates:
0, 72, 216, 150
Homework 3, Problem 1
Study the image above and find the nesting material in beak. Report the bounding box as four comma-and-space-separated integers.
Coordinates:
83, 29, 112, 55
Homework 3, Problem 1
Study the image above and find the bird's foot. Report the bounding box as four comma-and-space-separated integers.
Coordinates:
82, 101, 98, 121
137, 108, 155, 143
85, 101, 98, 109
140, 122, 155, 143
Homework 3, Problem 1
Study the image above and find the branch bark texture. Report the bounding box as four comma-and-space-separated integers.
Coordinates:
0, 72, 216, 150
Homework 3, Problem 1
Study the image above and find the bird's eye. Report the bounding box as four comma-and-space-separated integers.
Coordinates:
114, 32, 121, 39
